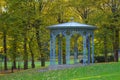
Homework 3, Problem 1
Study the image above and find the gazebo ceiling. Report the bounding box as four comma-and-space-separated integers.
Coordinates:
48, 22, 97, 30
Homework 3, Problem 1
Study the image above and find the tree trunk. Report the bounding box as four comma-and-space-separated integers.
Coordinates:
62, 39, 66, 64
114, 30, 119, 62
13, 39, 17, 69
112, 29, 116, 62
13, 59, 17, 69
3, 31, 7, 70
31, 53, 35, 68
23, 32, 28, 70
35, 22, 45, 67
104, 35, 108, 62
63, 53, 66, 64
29, 40, 35, 68
41, 54, 45, 67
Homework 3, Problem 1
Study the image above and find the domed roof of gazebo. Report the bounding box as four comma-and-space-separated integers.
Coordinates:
48, 22, 97, 30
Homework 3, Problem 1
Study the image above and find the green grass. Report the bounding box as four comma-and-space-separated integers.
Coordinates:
0, 59, 78, 70
0, 61, 50, 70
1, 62, 120, 80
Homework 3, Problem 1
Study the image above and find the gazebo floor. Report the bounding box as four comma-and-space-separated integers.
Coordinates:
39, 63, 86, 72
38, 63, 92, 72
48, 63, 83, 70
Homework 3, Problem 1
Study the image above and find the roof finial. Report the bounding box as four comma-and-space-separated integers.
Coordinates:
70, 17, 74, 22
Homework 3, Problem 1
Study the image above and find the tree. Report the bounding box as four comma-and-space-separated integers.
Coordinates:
94, 0, 120, 62
32, 0, 49, 67
0, 12, 10, 70
7, 0, 33, 69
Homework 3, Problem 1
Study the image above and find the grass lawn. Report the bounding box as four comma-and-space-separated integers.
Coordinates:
0, 61, 50, 70
0, 62, 120, 80
0, 59, 78, 70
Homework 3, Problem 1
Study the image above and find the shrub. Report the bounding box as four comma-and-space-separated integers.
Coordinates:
94, 55, 114, 63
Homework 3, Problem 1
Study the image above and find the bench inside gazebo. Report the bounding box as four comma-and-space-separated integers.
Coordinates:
48, 21, 97, 67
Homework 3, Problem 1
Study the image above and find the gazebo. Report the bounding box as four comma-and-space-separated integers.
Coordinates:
48, 21, 97, 66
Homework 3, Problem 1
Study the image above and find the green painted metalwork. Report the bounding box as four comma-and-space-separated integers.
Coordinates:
48, 21, 96, 66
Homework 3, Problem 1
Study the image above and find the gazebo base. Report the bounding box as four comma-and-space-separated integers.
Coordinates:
38, 63, 91, 72
48, 64, 85, 70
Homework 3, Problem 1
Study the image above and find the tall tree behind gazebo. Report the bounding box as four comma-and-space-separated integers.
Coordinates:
47, 0, 72, 64
94, 0, 120, 62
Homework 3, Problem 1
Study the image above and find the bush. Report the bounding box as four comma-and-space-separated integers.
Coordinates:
94, 55, 114, 63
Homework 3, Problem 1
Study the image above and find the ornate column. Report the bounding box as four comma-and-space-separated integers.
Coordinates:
50, 33, 56, 66
91, 33, 94, 63
83, 33, 87, 65
87, 34, 91, 64
74, 37, 78, 64
66, 35, 71, 65
58, 36, 62, 65
50, 33, 53, 66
